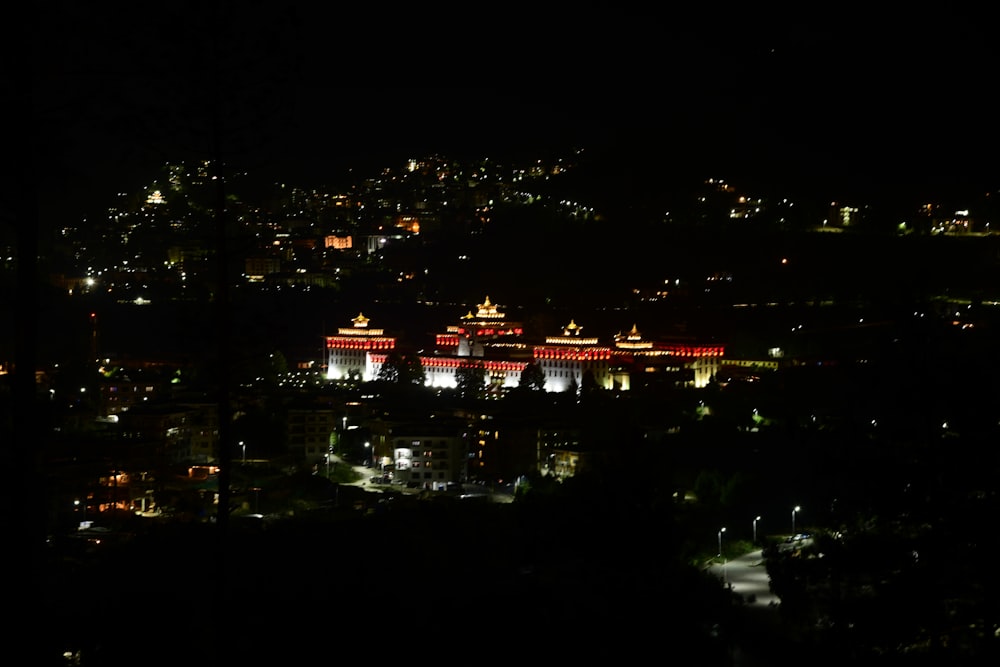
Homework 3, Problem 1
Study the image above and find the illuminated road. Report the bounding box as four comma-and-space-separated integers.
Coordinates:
708, 549, 797, 666
707, 548, 780, 607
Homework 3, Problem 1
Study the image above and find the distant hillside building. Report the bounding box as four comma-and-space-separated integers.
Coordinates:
118, 402, 218, 466
244, 256, 282, 282
387, 420, 467, 490
537, 423, 584, 478
287, 403, 338, 466
324, 234, 352, 250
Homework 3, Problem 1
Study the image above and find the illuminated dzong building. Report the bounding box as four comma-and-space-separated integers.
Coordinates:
533, 319, 612, 393
325, 296, 723, 392
425, 295, 529, 390
323, 296, 725, 487
612, 324, 723, 389
324, 312, 396, 382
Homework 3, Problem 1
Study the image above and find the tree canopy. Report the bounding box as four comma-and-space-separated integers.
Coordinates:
455, 361, 487, 399
518, 361, 546, 392
377, 349, 425, 386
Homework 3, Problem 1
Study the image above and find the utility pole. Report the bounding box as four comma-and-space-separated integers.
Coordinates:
6, 23, 46, 660
90, 311, 99, 361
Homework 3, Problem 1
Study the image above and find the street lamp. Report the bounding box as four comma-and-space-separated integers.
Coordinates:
792, 505, 800, 535
717, 526, 726, 558
240, 440, 246, 464
753, 515, 761, 544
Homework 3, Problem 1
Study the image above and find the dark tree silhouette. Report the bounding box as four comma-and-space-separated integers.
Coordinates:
455, 361, 487, 399
375, 349, 425, 386
580, 368, 604, 400
376, 349, 405, 383
518, 361, 547, 392
403, 353, 426, 387
566, 377, 579, 398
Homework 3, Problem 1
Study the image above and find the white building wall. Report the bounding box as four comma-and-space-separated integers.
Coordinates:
691, 356, 720, 388
537, 358, 610, 393
364, 355, 378, 382
539, 359, 580, 393
491, 369, 522, 389
327, 348, 368, 381
425, 364, 459, 389
420, 360, 523, 390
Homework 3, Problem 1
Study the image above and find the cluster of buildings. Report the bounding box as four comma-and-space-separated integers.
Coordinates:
318, 295, 727, 489
326, 295, 724, 393
70, 294, 734, 513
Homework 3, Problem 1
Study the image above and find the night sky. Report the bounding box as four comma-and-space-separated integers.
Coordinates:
8, 5, 998, 226
6, 9, 1000, 665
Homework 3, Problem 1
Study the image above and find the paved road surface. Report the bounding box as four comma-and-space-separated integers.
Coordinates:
332, 455, 514, 502
707, 549, 797, 666
707, 548, 779, 607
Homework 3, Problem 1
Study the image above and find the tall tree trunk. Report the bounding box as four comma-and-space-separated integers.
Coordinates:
4, 21, 46, 660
